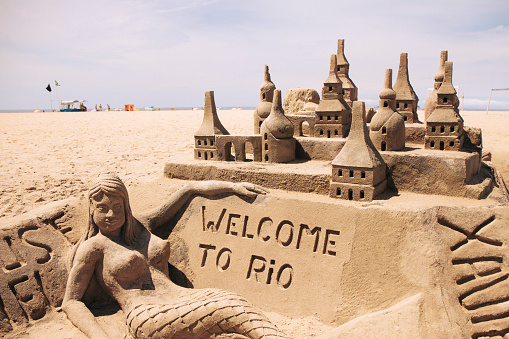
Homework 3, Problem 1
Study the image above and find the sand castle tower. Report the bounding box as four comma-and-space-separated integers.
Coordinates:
254, 65, 276, 134
330, 101, 387, 201
336, 39, 358, 106
194, 91, 229, 160
424, 51, 447, 122
314, 54, 352, 138
393, 53, 419, 123
260, 89, 295, 163
425, 61, 464, 151
370, 69, 405, 151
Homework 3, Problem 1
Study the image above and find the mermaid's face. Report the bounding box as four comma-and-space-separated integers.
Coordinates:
91, 192, 125, 237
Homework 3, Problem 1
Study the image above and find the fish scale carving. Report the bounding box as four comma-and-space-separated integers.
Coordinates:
126, 288, 289, 338
439, 214, 509, 338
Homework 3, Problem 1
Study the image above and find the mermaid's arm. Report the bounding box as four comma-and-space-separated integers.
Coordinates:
139, 181, 268, 231
62, 243, 110, 339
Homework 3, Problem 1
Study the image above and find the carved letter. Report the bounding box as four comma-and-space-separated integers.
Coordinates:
242, 215, 254, 239
257, 217, 272, 242
296, 224, 321, 252
246, 255, 267, 282
276, 264, 294, 289
226, 213, 241, 236
201, 206, 226, 233
323, 229, 340, 256
216, 248, 232, 271
276, 220, 294, 247
199, 244, 216, 267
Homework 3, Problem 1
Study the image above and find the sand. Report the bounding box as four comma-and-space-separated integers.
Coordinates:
1, 109, 508, 220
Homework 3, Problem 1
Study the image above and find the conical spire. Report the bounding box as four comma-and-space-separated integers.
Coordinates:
336, 39, 349, 67
394, 53, 418, 101
437, 61, 456, 95
379, 69, 396, 100
434, 50, 448, 83
332, 101, 384, 168
261, 89, 294, 138
194, 91, 229, 136
260, 64, 276, 101
325, 54, 342, 85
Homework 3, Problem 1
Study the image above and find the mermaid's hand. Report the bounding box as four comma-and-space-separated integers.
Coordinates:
232, 182, 269, 198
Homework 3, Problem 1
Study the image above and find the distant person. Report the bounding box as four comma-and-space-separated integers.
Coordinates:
99, 104, 102, 111
107, 104, 110, 111
95, 104, 98, 111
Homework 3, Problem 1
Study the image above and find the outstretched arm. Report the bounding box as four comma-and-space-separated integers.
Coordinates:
62, 244, 110, 339
139, 181, 268, 232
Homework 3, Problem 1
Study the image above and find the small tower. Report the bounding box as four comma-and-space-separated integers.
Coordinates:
260, 89, 295, 163
393, 53, 419, 123
314, 54, 352, 138
254, 65, 276, 134
425, 61, 464, 151
370, 69, 405, 151
330, 101, 387, 201
194, 91, 229, 161
424, 51, 447, 122
336, 39, 358, 106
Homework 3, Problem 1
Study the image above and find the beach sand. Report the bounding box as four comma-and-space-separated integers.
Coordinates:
1, 108, 509, 338
1, 109, 508, 220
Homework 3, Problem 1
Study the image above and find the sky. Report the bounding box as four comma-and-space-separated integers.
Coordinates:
0, 0, 508, 111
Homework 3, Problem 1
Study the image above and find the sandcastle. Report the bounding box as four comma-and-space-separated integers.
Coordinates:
2, 38, 509, 339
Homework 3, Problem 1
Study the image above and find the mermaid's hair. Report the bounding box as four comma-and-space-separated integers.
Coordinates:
67, 173, 138, 269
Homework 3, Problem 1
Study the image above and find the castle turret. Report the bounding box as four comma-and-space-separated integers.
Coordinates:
393, 53, 419, 123
260, 89, 295, 163
194, 91, 229, 160
254, 65, 276, 134
314, 54, 352, 138
370, 69, 405, 151
424, 51, 447, 122
425, 61, 464, 151
330, 101, 387, 201
336, 39, 358, 106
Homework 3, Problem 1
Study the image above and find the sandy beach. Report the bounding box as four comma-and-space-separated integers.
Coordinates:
0, 109, 508, 220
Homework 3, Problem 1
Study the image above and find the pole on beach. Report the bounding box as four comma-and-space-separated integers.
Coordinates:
487, 88, 509, 114
54, 80, 61, 109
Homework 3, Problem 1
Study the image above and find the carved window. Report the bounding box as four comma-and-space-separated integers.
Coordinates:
327, 115, 331, 120
205, 153, 208, 160
450, 126, 455, 132
360, 190, 364, 199
432, 126, 436, 133
382, 126, 387, 134
440, 141, 445, 150
319, 130, 323, 135
320, 115, 323, 120
404, 103, 408, 108
381, 141, 386, 151
337, 66, 341, 72
262, 93, 266, 100
349, 170, 354, 177
404, 116, 407, 121
335, 115, 338, 120
265, 143, 268, 150
361, 171, 366, 178
204, 139, 208, 146
337, 188, 341, 196
210, 152, 214, 159
338, 169, 343, 176
265, 154, 269, 161
210, 139, 214, 146
335, 130, 338, 135
383, 101, 388, 107
450, 141, 455, 147
348, 189, 353, 200
264, 133, 268, 140
440, 126, 445, 133
430, 140, 435, 148
396, 103, 400, 109
198, 140, 201, 146
198, 151, 201, 157
329, 86, 333, 92
443, 97, 448, 103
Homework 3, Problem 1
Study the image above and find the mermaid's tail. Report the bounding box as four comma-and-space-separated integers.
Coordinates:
126, 288, 289, 339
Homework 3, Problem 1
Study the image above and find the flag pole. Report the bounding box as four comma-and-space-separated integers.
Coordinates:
54, 80, 61, 108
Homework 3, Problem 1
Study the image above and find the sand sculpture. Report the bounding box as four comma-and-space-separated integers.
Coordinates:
62, 173, 288, 338
4, 38, 509, 339
424, 50, 448, 122
425, 61, 465, 151
335, 39, 358, 106
393, 52, 420, 123
253, 65, 276, 134
282, 88, 320, 116
330, 101, 387, 201
369, 69, 406, 151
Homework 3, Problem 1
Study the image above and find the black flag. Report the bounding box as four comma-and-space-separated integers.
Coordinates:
46, 84, 52, 92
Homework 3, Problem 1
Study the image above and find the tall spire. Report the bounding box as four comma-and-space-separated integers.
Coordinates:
379, 69, 396, 100
434, 50, 448, 83
394, 53, 418, 101
336, 39, 349, 67
194, 91, 229, 136
262, 89, 294, 139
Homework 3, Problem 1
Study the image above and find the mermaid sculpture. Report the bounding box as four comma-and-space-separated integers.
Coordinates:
62, 173, 288, 338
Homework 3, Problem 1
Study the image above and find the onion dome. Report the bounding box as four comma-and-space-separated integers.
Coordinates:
262, 89, 294, 138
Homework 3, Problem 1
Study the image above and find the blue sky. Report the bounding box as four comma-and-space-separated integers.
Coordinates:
0, 0, 508, 110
